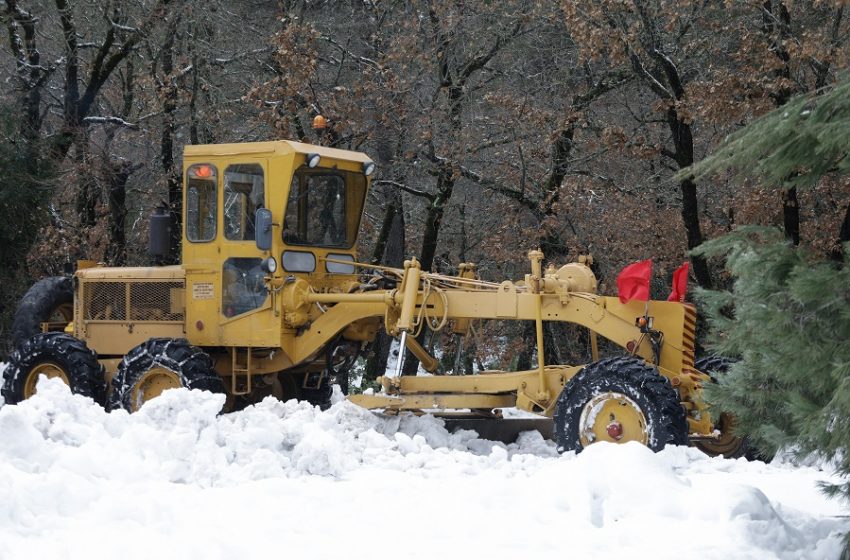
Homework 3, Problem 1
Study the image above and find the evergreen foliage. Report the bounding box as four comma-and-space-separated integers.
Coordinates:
0, 109, 55, 353
686, 74, 850, 189
694, 229, 850, 471
686, 74, 850, 557
693, 231, 850, 557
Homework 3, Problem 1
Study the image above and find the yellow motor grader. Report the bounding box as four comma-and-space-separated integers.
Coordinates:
3, 139, 743, 456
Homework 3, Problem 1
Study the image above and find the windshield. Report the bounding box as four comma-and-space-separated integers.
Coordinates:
283, 168, 366, 249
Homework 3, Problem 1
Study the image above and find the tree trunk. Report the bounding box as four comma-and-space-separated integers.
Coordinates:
680, 176, 712, 288
159, 28, 182, 263
3, 1, 44, 156
371, 187, 403, 263
105, 161, 130, 266
514, 322, 536, 371
668, 106, 712, 289
74, 139, 99, 229
762, 2, 803, 246
830, 202, 850, 262
419, 171, 454, 272
782, 187, 800, 245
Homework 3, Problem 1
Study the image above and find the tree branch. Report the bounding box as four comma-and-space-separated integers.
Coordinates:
373, 179, 436, 201
458, 19, 521, 86
629, 51, 672, 100
319, 35, 380, 70
82, 115, 139, 129
650, 48, 685, 99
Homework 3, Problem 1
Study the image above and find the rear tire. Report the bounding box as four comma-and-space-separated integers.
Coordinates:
12, 277, 74, 347
109, 338, 224, 412
553, 357, 688, 453
2, 332, 105, 406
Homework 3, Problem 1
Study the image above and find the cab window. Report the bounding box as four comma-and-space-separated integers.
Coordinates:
222, 257, 268, 316
283, 169, 366, 248
224, 163, 265, 241
186, 164, 217, 242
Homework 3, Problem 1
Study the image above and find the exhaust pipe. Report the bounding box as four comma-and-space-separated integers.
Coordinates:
149, 204, 171, 261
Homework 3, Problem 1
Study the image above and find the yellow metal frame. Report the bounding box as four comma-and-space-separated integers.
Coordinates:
296, 255, 711, 434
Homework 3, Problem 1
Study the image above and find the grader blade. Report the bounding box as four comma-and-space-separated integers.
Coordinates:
443, 418, 554, 444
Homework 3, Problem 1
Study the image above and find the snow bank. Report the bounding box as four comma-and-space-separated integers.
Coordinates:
0, 378, 847, 560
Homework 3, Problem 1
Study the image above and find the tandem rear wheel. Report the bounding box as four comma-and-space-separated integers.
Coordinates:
691, 356, 772, 461
11, 276, 74, 348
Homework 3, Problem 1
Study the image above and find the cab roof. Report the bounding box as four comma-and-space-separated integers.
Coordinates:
183, 140, 372, 163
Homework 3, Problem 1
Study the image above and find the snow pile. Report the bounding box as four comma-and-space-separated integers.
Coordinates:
0, 378, 847, 560
0, 378, 552, 482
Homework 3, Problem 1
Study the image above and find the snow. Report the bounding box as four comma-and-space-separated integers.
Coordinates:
0, 377, 847, 560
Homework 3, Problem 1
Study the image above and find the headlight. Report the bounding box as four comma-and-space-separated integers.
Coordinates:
306, 153, 321, 168
362, 161, 375, 176
261, 257, 278, 274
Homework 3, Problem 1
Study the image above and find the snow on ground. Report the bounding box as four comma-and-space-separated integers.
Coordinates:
0, 378, 847, 560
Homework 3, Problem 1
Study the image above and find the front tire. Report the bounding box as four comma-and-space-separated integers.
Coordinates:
109, 338, 224, 412
553, 357, 688, 453
2, 332, 105, 405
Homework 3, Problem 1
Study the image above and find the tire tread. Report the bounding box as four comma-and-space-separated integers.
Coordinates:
11, 277, 74, 347
553, 356, 688, 453
109, 338, 223, 411
2, 332, 105, 405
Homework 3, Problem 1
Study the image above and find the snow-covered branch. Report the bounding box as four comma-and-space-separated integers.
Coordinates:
82, 116, 139, 129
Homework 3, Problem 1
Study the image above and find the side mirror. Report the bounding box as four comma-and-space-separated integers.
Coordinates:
255, 208, 273, 251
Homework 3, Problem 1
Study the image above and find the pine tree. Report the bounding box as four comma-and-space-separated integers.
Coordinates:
694, 229, 850, 468
684, 75, 850, 558
687, 76, 850, 190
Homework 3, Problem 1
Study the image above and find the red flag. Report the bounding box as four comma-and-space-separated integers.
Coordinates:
616, 259, 652, 304
667, 262, 689, 302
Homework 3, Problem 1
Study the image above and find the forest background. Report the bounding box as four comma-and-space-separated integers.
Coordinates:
0, 0, 848, 374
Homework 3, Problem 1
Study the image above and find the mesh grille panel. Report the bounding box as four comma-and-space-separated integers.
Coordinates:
84, 282, 127, 321
130, 282, 184, 321
83, 281, 184, 322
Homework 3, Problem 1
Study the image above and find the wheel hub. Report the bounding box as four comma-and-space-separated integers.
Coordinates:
131, 366, 182, 411
579, 391, 648, 447
24, 362, 70, 398
606, 420, 624, 440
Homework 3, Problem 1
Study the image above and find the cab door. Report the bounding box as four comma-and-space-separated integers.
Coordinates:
183, 162, 221, 347
183, 159, 279, 348
217, 160, 279, 346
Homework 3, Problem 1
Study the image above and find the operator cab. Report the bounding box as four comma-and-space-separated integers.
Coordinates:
180, 140, 373, 348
